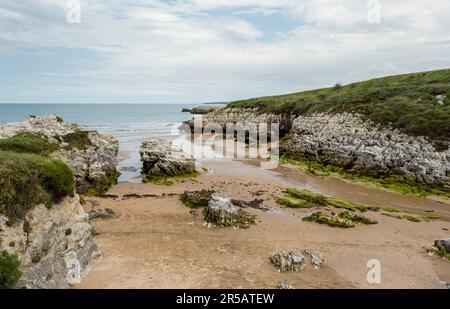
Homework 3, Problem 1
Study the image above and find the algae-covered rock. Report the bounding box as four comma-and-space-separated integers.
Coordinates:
269, 250, 305, 272
338, 211, 378, 225
203, 194, 257, 228
302, 212, 356, 228
434, 238, 450, 254
180, 190, 215, 208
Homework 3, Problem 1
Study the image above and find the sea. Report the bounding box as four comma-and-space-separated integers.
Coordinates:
0, 104, 196, 182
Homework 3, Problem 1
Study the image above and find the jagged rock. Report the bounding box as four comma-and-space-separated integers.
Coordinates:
0, 115, 119, 194
434, 238, 450, 254
282, 113, 450, 187
203, 194, 257, 228
302, 249, 325, 269
0, 195, 101, 289
88, 208, 117, 220
269, 250, 305, 272
279, 282, 295, 289
139, 139, 196, 181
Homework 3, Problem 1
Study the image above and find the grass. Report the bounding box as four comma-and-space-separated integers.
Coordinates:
0, 151, 75, 221
0, 133, 59, 156
59, 130, 93, 150
281, 154, 450, 198
142, 171, 200, 186
0, 251, 23, 288
229, 69, 450, 148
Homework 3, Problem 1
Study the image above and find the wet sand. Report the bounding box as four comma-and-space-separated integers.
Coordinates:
77, 157, 450, 289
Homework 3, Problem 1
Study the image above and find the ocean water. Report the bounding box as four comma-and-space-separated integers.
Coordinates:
0, 104, 196, 182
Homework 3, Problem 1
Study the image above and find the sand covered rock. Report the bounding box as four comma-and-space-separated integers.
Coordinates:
203, 194, 257, 228
269, 250, 305, 272
0, 115, 119, 194
0, 195, 100, 289
139, 139, 196, 182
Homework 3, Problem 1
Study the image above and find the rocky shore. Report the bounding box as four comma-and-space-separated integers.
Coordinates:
0, 115, 119, 194
189, 108, 450, 190
0, 115, 119, 288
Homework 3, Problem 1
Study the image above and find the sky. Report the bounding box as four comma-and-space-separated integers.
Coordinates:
0, 0, 449, 104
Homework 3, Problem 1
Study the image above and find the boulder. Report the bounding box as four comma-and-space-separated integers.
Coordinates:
302, 249, 325, 269
434, 238, 450, 254
269, 250, 305, 272
88, 208, 118, 220
139, 139, 196, 180
203, 194, 257, 228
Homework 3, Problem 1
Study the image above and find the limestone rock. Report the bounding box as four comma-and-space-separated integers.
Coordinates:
282, 113, 450, 188
302, 249, 325, 269
139, 139, 196, 179
0, 195, 101, 289
269, 249, 305, 272
434, 237, 450, 254
88, 208, 118, 220
279, 282, 295, 289
0, 115, 119, 194
203, 194, 257, 228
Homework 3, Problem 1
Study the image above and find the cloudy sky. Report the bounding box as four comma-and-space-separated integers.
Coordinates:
1, 0, 449, 103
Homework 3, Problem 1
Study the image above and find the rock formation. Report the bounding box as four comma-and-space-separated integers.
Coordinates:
0, 115, 119, 194
139, 139, 196, 182
0, 195, 100, 288
282, 113, 450, 188
269, 250, 305, 272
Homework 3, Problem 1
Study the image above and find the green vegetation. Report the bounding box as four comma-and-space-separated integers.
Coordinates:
431, 248, 450, 262
180, 190, 214, 208
302, 212, 356, 228
65, 228, 72, 236
338, 211, 378, 225
281, 154, 450, 198
382, 207, 402, 213
0, 151, 75, 221
402, 214, 421, 223
0, 133, 59, 156
142, 171, 200, 186
0, 251, 23, 288
229, 69, 450, 148
277, 188, 374, 212
59, 130, 92, 150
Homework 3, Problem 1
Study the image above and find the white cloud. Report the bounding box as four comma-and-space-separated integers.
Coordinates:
0, 0, 449, 103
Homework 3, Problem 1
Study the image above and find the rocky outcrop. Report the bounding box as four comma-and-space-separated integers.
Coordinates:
186, 108, 296, 136
282, 113, 450, 188
269, 250, 305, 272
188, 105, 226, 115
139, 139, 196, 181
203, 194, 258, 228
0, 195, 100, 289
0, 115, 119, 194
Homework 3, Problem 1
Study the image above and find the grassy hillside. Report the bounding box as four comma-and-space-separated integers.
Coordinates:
228, 69, 450, 149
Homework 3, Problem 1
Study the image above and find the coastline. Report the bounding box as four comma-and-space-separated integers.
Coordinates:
77, 137, 450, 289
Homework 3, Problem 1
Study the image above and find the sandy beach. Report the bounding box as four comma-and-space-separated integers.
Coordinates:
77, 156, 450, 289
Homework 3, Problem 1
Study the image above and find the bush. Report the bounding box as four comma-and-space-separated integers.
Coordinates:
0, 251, 23, 288
0, 151, 75, 221
0, 133, 59, 156
60, 130, 92, 150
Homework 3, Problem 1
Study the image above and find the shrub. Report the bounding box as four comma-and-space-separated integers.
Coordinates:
0, 133, 59, 156
0, 151, 75, 221
0, 251, 23, 289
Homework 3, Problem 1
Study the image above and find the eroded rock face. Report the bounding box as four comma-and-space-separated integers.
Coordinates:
0, 195, 100, 289
139, 139, 196, 179
0, 115, 119, 194
185, 108, 296, 136
282, 113, 450, 187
